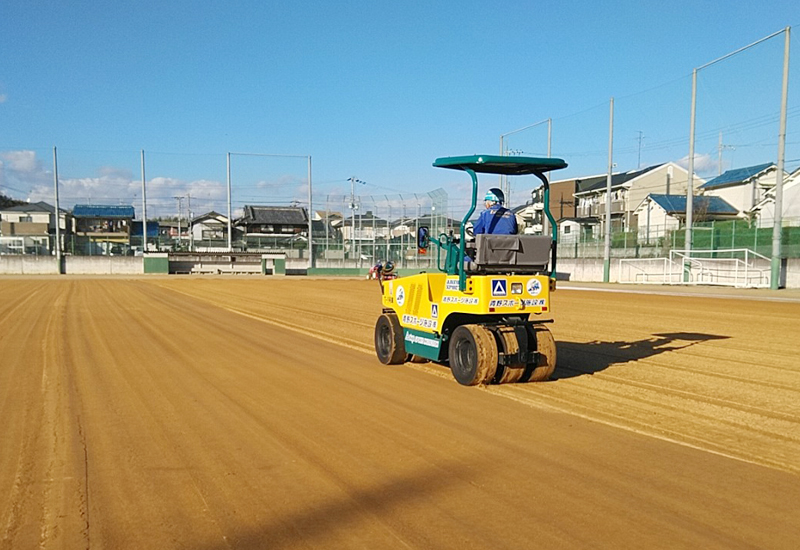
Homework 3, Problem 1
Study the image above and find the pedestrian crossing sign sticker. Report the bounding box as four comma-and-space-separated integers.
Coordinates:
491, 279, 507, 296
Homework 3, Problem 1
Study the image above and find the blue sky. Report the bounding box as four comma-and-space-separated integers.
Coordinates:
1, 1, 798, 217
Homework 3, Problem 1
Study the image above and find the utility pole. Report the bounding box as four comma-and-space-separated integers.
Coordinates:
637, 131, 645, 169
717, 132, 735, 175
186, 193, 193, 251
174, 196, 184, 250
52, 147, 62, 273
348, 177, 367, 267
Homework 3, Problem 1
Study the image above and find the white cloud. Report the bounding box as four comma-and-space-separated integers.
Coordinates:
677, 153, 716, 175
1, 150, 41, 173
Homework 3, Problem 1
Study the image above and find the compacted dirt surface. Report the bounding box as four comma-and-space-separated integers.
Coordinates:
1, 276, 799, 549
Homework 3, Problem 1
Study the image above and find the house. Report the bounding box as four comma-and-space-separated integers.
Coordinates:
235, 205, 309, 246
699, 163, 776, 217
339, 211, 391, 242
750, 167, 800, 228
190, 211, 230, 246
72, 204, 135, 254
534, 176, 601, 238
312, 211, 343, 241
390, 213, 461, 240
0, 201, 70, 254
634, 194, 739, 244
574, 163, 702, 236
130, 220, 160, 251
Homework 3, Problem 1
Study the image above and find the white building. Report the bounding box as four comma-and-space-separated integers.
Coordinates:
751, 167, 800, 228
698, 163, 776, 216
575, 162, 701, 234
0, 201, 70, 254
634, 194, 739, 244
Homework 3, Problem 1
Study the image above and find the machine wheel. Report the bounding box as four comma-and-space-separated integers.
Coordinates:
493, 326, 527, 384
374, 313, 407, 365
448, 325, 498, 386
524, 325, 557, 382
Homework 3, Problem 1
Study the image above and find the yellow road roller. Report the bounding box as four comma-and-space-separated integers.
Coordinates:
374, 154, 568, 385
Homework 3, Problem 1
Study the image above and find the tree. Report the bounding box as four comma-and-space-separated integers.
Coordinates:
0, 193, 25, 208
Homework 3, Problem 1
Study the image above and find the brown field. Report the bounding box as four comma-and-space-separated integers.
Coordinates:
1, 276, 799, 549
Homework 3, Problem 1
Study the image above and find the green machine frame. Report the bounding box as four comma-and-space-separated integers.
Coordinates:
430, 155, 568, 291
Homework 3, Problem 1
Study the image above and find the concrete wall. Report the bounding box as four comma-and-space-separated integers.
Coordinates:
65, 256, 143, 275
0, 256, 60, 274
785, 258, 800, 289
2, 255, 800, 289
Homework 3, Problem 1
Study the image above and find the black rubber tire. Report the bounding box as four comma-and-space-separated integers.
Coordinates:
374, 313, 407, 365
523, 324, 557, 382
448, 325, 498, 386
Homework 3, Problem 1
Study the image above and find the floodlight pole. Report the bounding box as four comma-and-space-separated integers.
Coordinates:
141, 150, 147, 253
307, 155, 313, 269
52, 146, 62, 273
226, 152, 232, 250
686, 67, 697, 276
603, 99, 614, 283
771, 27, 791, 289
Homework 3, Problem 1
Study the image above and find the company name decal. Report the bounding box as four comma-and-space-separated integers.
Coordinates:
489, 299, 546, 308
402, 314, 437, 329
405, 332, 439, 348
442, 296, 479, 305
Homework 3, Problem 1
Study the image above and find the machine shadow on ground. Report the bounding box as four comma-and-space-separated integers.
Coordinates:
551, 332, 731, 380
196, 457, 487, 550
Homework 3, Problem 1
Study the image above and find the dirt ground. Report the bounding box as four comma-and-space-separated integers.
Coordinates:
1, 276, 799, 549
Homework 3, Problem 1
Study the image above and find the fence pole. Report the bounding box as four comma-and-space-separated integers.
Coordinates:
603, 98, 614, 282
52, 146, 62, 273
771, 27, 791, 289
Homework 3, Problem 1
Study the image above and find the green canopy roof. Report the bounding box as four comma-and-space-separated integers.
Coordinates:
433, 155, 568, 175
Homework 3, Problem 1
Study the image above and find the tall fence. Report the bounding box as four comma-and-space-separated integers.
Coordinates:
1, 29, 798, 270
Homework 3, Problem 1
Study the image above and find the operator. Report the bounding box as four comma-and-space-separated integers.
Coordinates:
473, 188, 517, 235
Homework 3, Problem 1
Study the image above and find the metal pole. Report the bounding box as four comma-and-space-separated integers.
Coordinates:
350, 177, 356, 267
325, 195, 330, 266
603, 98, 614, 283
385, 196, 391, 262
686, 69, 698, 269
499, 135, 505, 199
307, 156, 313, 269
226, 152, 232, 250
141, 150, 147, 253
771, 27, 791, 289
415, 194, 421, 267
52, 146, 62, 273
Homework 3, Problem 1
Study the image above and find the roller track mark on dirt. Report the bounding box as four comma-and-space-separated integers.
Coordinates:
481, 383, 800, 475
145, 279, 800, 475
149, 279, 377, 331
3, 278, 800, 548
70, 281, 235, 548
0, 281, 90, 550
154, 283, 374, 354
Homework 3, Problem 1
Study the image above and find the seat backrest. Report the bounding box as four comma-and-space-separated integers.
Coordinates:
474, 234, 551, 271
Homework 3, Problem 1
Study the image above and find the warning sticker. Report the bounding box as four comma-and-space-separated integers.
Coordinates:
491, 279, 507, 296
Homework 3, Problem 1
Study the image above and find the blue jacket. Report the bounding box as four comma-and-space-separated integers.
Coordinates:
473, 204, 517, 235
